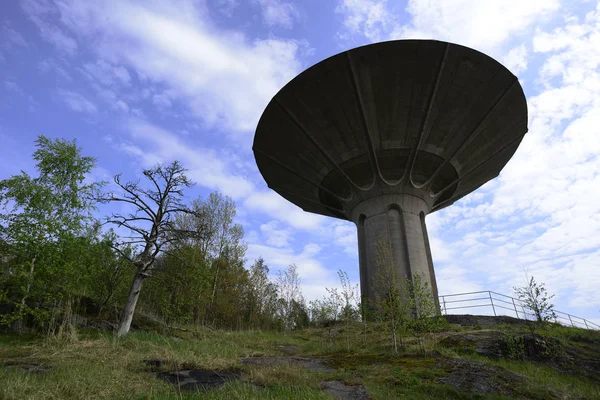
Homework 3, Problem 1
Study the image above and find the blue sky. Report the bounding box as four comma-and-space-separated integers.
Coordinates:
1, 0, 600, 324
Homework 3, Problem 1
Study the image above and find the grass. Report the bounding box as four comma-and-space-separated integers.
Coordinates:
1, 320, 599, 399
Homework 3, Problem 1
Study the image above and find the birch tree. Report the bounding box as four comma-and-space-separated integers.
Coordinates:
373, 237, 411, 352
277, 264, 304, 331
0, 136, 101, 331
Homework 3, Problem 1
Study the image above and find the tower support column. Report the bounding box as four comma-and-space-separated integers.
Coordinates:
352, 194, 440, 315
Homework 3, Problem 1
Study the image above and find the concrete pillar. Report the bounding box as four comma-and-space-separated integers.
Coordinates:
352, 194, 439, 315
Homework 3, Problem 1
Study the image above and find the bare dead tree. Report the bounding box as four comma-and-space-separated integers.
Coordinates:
99, 161, 207, 337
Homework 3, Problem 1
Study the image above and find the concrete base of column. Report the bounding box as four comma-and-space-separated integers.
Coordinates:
352, 195, 440, 318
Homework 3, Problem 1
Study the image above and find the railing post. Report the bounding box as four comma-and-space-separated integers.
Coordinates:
489, 291, 496, 316
441, 296, 446, 315
568, 314, 574, 327
584, 319, 589, 329
512, 298, 519, 319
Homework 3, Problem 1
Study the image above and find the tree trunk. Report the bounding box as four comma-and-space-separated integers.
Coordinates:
117, 270, 145, 337
13, 256, 36, 333
392, 325, 397, 352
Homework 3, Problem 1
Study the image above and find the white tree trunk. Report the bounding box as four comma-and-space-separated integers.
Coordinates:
117, 271, 145, 337
13, 256, 36, 333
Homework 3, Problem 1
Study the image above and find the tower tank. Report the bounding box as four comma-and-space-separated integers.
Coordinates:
253, 40, 528, 311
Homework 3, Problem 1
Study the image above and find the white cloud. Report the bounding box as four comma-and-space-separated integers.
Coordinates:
3, 81, 24, 96
152, 93, 172, 108
260, 220, 292, 247
38, 59, 72, 81
503, 44, 529, 74
1, 23, 28, 50
393, 0, 560, 52
81, 60, 131, 86
337, 0, 561, 55
36, 0, 304, 134
123, 119, 256, 199
257, 0, 300, 29
333, 0, 600, 317
336, 0, 391, 42
320, 220, 357, 256
21, 0, 79, 55
58, 89, 97, 113
244, 190, 326, 230
214, 0, 239, 17
245, 239, 339, 301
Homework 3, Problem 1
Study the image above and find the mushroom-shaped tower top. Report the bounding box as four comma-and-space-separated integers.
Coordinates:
253, 39, 528, 307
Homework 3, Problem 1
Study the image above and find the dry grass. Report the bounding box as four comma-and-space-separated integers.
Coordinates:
1, 321, 599, 399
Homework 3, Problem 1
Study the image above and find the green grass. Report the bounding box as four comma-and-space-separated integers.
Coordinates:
1, 321, 599, 399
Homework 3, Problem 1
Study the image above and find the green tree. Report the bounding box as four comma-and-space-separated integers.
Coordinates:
0, 136, 102, 331
372, 238, 410, 352
174, 192, 246, 326
514, 276, 556, 332
245, 258, 278, 330
406, 272, 440, 353
85, 229, 134, 317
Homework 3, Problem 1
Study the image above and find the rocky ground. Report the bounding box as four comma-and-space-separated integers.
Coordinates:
1, 315, 599, 399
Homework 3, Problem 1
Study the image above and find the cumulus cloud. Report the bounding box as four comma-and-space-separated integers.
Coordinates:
260, 220, 293, 247
503, 44, 529, 75
245, 239, 339, 301
334, 0, 600, 316
336, 0, 391, 42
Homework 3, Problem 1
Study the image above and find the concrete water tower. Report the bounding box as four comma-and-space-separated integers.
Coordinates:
253, 40, 528, 310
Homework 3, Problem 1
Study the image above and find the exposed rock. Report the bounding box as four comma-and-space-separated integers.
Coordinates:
444, 314, 528, 327
158, 369, 240, 391
4, 364, 50, 375
321, 380, 370, 400
131, 313, 163, 331
439, 330, 505, 359
71, 314, 88, 328
437, 358, 529, 397
87, 320, 117, 331
241, 356, 334, 372
520, 334, 567, 362
278, 345, 298, 354
143, 359, 166, 372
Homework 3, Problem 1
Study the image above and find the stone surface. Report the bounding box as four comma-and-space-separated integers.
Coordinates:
439, 330, 505, 359
157, 369, 240, 392
4, 364, 50, 375
253, 40, 529, 308
444, 314, 528, 327
437, 358, 528, 397
278, 345, 298, 354
321, 380, 370, 400
240, 356, 334, 372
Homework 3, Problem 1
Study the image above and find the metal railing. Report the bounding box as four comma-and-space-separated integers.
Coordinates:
439, 290, 600, 330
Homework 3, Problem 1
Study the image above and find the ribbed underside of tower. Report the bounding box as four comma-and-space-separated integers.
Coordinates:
253, 40, 528, 308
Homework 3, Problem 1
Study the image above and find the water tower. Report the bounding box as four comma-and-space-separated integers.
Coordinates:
253, 40, 528, 310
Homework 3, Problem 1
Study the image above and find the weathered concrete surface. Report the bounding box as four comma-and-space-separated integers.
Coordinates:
253, 40, 528, 310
